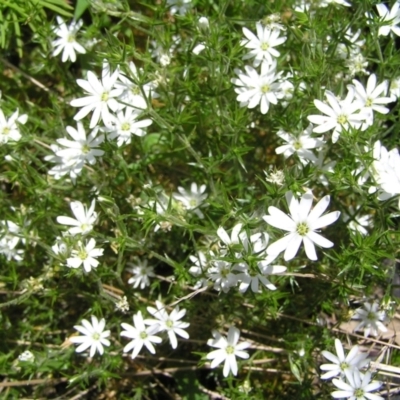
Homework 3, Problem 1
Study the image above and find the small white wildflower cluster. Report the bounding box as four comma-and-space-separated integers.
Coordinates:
368, 140, 400, 209
0, 108, 27, 144
46, 61, 155, 180
320, 338, 383, 400
51, 17, 86, 63
70, 302, 190, 358
189, 224, 287, 294
188, 191, 340, 291
294, 0, 351, 16
308, 73, 394, 143
367, 2, 400, 38
55, 199, 103, 273
336, 28, 368, 76
132, 182, 208, 233
232, 17, 291, 114
351, 300, 388, 338
206, 326, 250, 377
0, 220, 24, 261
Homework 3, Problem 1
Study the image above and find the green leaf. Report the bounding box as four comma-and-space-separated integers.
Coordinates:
36, 0, 73, 17
74, 0, 89, 20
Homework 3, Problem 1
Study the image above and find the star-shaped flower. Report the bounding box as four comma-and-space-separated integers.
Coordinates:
70, 316, 110, 357
70, 61, 123, 128
52, 17, 86, 62
352, 301, 388, 337
57, 199, 97, 236
320, 339, 369, 381
145, 301, 190, 349
307, 88, 368, 143
120, 311, 162, 359
263, 191, 340, 261
206, 326, 250, 377
241, 23, 286, 67
67, 238, 104, 272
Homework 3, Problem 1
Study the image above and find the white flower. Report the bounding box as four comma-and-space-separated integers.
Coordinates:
51, 17, 86, 62
70, 61, 123, 128
188, 251, 209, 288
325, 0, 351, 6
260, 13, 286, 31
167, 0, 192, 15
57, 199, 97, 235
275, 124, 324, 163
192, 43, 206, 55
342, 207, 372, 236
241, 23, 286, 67
54, 122, 104, 177
198, 16, 210, 32
121, 311, 162, 359
0, 109, 28, 143
346, 53, 369, 76
231, 62, 283, 114
332, 370, 383, 400
264, 167, 285, 186
115, 62, 158, 110
370, 141, 400, 205
336, 29, 365, 59
263, 191, 340, 261
70, 316, 110, 357
18, 350, 35, 362
127, 259, 155, 289
67, 238, 103, 272
145, 301, 190, 349
352, 301, 388, 337
351, 74, 393, 126
307, 88, 368, 143
105, 107, 152, 146
320, 339, 369, 381
234, 259, 286, 293
173, 183, 207, 218
206, 326, 250, 377
217, 223, 245, 248
375, 2, 400, 37
115, 296, 130, 313
389, 76, 400, 100
207, 260, 238, 292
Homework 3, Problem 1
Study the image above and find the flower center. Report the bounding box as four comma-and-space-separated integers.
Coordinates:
189, 199, 198, 207
365, 97, 373, 107
293, 140, 302, 150
82, 144, 90, 154
80, 223, 90, 232
78, 249, 88, 260
140, 331, 148, 339
337, 114, 348, 124
261, 42, 270, 51
3, 127, 10, 135
340, 361, 348, 371
121, 122, 131, 131
101, 92, 109, 102
92, 332, 100, 341
296, 222, 309, 236
261, 84, 270, 93
354, 388, 364, 397
226, 345, 235, 354
166, 319, 174, 328
131, 86, 141, 95
367, 311, 377, 321
67, 33, 76, 43
220, 267, 230, 278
